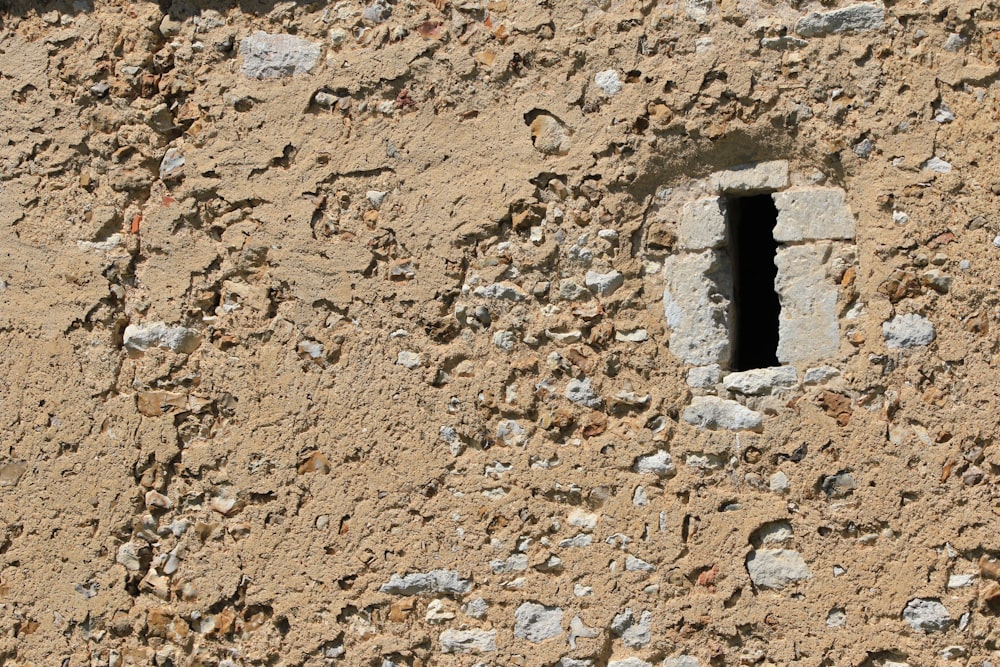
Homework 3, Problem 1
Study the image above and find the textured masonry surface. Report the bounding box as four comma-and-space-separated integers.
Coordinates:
1, 1, 997, 666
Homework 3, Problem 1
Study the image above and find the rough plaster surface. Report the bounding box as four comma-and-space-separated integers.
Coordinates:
1, 1, 1000, 667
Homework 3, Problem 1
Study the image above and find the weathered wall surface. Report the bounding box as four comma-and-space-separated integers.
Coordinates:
2, 1, 1000, 666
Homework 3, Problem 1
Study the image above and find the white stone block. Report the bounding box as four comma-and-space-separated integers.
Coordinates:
775, 244, 839, 364
773, 188, 856, 241
710, 161, 789, 194
746, 549, 812, 589
687, 364, 722, 388
678, 197, 727, 250
663, 250, 732, 366
682, 396, 763, 431
723, 366, 797, 395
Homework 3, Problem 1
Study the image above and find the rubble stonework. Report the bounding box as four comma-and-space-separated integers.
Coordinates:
0, 1, 996, 666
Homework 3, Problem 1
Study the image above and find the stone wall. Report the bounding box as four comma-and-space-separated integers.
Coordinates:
1, 1, 1000, 666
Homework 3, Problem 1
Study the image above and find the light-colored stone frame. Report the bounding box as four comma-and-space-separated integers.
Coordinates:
663, 161, 856, 372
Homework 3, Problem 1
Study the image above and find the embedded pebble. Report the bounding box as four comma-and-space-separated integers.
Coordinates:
662, 657, 702, 667
439, 629, 497, 654
159, 148, 185, 179
124, 322, 202, 355
240, 32, 321, 79
396, 351, 422, 368
746, 549, 812, 589
514, 602, 564, 642
625, 555, 654, 572
634, 450, 675, 477
883, 314, 935, 349
585, 269, 624, 296
425, 599, 456, 623
682, 396, 763, 431
803, 366, 840, 384
594, 70, 622, 95
473, 282, 528, 301
464, 597, 489, 618
568, 615, 599, 649
608, 659, 651, 667
565, 377, 602, 409
769, 471, 790, 493
795, 2, 885, 37
611, 608, 652, 648
379, 570, 472, 595
902, 598, 951, 632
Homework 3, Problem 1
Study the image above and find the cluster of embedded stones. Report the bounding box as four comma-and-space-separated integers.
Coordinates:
661, 160, 860, 432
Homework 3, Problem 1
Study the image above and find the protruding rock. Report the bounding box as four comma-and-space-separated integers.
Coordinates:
514, 602, 563, 642
883, 314, 935, 349
795, 2, 885, 37
682, 396, 763, 432
529, 113, 572, 155
439, 628, 497, 653
124, 322, 202, 355
687, 364, 721, 388
711, 161, 789, 194
379, 570, 472, 596
723, 366, 797, 396
746, 549, 812, 589
566, 378, 602, 409
240, 32, 321, 79
634, 450, 675, 477
585, 270, 624, 297
902, 598, 951, 632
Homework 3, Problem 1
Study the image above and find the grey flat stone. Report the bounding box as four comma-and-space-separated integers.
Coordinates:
746, 549, 812, 589
379, 569, 471, 596
723, 366, 797, 396
710, 161, 789, 194
663, 250, 732, 366
514, 602, 563, 642
883, 314, 935, 349
775, 244, 840, 364
682, 396, 763, 432
773, 188, 856, 241
678, 197, 727, 250
902, 598, 951, 632
795, 2, 885, 37
240, 32, 321, 79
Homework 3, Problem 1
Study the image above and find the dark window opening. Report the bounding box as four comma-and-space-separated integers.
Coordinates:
729, 194, 780, 371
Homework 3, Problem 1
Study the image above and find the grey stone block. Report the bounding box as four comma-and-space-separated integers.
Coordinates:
663, 250, 732, 366
773, 188, 856, 241
678, 197, 727, 250
710, 161, 789, 194
775, 244, 840, 364
746, 549, 812, 589
723, 366, 797, 395
796, 2, 885, 38
682, 396, 763, 431
883, 314, 935, 349
240, 32, 321, 79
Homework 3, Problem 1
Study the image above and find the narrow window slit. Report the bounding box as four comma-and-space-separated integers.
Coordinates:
728, 194, 780, 371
